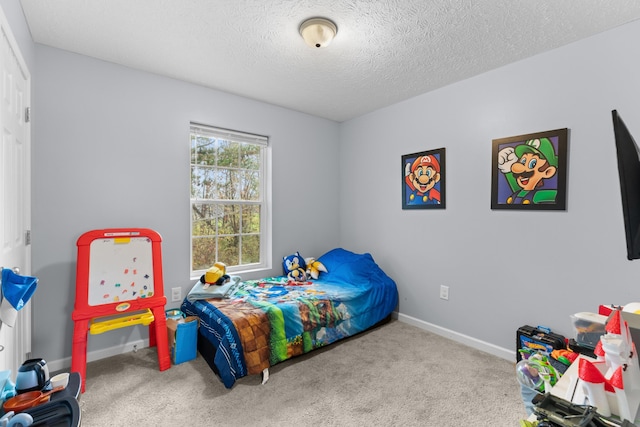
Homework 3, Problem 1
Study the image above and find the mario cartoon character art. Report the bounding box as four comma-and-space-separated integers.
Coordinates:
402, 149, 445, 209
492, 129, 567, 210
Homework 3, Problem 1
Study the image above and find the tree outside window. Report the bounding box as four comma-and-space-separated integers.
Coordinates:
190, 124, 268, 275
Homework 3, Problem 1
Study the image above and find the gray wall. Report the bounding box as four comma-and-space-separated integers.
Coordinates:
31, 46, 340, 364
339, 20, 640, 353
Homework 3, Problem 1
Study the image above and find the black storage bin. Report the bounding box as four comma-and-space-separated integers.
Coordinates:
516, 325, 566, 362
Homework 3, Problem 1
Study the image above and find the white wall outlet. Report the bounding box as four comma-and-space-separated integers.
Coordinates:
439, 285, 449, 300
171, 287, 182, 302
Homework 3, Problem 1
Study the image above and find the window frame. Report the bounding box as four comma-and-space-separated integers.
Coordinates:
189, 123, 271, 279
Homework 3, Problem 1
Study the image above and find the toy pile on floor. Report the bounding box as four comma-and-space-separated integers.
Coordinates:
517, 307, 640, 426
562, 309, 640, 423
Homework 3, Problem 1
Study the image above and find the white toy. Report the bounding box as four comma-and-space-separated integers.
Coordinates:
569, 309, 640, 422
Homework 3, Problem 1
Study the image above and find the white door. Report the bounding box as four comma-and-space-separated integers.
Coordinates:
0, 6, 32, 374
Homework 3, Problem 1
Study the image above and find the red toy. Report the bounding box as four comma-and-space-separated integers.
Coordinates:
71, 228, 171, 392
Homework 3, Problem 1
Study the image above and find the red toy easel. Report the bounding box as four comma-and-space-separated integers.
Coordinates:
71, 228, 171, 392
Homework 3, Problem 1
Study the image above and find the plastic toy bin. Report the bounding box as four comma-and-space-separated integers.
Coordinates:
570, 312, 607, 349
166, 316, 199, 364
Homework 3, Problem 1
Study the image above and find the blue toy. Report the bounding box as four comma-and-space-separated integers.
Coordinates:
282, 252, 307, 282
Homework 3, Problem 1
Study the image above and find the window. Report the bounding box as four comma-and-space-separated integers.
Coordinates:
190, 123, 269, 277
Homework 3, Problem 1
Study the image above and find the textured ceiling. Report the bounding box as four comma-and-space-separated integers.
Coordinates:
18, 0, 640, 122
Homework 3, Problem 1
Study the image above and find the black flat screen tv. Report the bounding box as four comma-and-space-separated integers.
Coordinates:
612, 109, 640, 260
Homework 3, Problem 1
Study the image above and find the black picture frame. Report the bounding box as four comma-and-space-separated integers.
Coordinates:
401, 148, 446, 210
491, 128, 568, 210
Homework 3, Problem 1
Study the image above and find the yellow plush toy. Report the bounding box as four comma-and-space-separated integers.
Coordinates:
200, 262, 230, 289
305, 257, 328, 280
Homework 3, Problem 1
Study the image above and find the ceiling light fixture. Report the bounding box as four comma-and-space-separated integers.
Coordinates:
299, 17, 337, 48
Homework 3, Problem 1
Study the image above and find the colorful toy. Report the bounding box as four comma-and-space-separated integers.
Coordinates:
304, 257, 327, 280
282, 252, 307, 282
515, 351, 558, 393
72, 228, 171, 393
200, 262, 230, 289
550, 348, 578, 365
567, 309, 640, 422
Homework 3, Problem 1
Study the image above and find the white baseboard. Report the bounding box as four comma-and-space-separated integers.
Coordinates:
47, 338, 149, 373
395, 312, 516, 362
48, 313, 514, 372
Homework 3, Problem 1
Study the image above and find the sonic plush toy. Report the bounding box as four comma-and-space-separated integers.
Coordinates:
282, 252, 328, 282
200, 262, 230, 289
282, 252, 308, 282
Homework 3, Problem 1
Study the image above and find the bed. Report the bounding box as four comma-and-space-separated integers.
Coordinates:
180, 247, 398, 388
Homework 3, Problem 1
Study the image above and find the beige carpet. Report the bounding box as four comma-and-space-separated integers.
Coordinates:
79, 320, 526, 426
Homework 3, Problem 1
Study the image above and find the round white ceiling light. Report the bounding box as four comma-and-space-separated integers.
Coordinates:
299, 17, 337, 48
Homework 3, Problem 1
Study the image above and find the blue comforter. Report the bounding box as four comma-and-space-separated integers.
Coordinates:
181, 248, 398, 388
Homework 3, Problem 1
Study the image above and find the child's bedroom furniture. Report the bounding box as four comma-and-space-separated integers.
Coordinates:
181, 248, 398, 388
71, 228, 171, 392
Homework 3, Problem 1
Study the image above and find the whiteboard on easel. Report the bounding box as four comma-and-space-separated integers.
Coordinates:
87, 236, 155, 306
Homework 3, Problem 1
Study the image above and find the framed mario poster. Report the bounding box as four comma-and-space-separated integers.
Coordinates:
402, 148, 445, 210
491, 128, 568, 210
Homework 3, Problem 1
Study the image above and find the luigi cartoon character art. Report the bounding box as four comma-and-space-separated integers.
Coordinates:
497, 138, 559, 205
404, 154, 441, 205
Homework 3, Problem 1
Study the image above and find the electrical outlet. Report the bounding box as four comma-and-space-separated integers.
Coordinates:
171, 287, 182, 302
439, 285, 449, 300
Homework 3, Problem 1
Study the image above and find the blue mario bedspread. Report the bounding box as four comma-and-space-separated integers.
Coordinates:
181, 248, 398, 388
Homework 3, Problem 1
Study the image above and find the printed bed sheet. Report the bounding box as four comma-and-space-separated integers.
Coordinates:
181, 248, 398, 388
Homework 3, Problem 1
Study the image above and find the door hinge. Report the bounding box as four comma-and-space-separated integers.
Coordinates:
25, 230, 31, 246
25, 107, 30, 123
